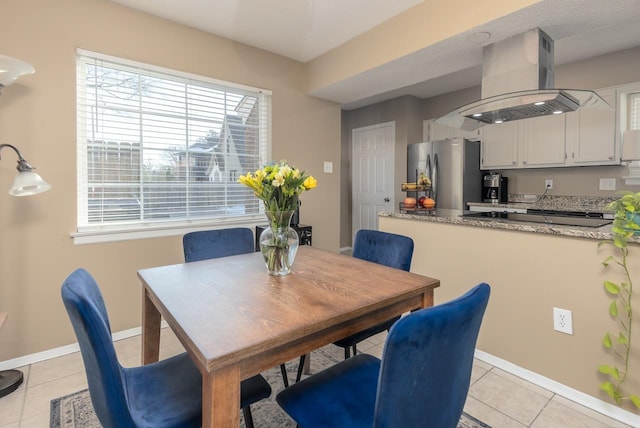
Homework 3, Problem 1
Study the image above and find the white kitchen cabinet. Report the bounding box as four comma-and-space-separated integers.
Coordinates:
424, 120, 454, 141
520, 114, 566, 167
482, 115, 565, 169
480, 88, 618, 169
480, 121, 519, 169
565, 88, 618, 165
423, 119, 481, 142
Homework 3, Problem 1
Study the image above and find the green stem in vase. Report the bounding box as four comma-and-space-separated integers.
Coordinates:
261, 209, 297, 275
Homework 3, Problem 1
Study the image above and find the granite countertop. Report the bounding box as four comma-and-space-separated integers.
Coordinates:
382, 195, 640, 242
380, 209, 623, 242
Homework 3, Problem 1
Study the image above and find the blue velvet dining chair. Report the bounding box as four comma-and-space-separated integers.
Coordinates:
292, 229, 414, 385
183, 227, 255, 262
277, 283, 491, 428
61, 268, 271, 428
334, 229, 414, 358
183, 227, 294, 388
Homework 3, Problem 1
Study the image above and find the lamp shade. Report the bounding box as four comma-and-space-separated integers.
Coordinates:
622, 129, 640, 161
9, 170, 52, 196
0, 144, 51, 196
0, 55, 35, 87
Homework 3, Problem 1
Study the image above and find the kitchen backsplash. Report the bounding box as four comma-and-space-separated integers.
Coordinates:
469, 194, 619, 213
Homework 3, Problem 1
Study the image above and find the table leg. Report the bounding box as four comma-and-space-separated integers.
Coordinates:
142, 287, 161, 365
422, 289, 434, 309
302, 352, 311, 375
202, 364, 241, 428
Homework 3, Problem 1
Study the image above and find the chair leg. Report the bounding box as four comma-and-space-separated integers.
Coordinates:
243, 406, 255, 428
295, 354, 306, 383
343, 344, 358, 360
280, 363, 290, 388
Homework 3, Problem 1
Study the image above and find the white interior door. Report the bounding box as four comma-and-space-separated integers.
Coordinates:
352, 122, 395, 244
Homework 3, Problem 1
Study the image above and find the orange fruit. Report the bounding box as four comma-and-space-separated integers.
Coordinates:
422, 198, 435, 209
403, 197, 417, 208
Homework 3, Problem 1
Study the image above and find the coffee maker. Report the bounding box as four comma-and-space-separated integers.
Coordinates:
483, 173, 508, 203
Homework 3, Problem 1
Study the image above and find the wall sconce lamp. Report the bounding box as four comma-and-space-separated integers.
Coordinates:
0, 55, 46, 399
622, 129, 640, 186
0, 144, 51, 196
0, 55, 47, 196
0, 54, 35, 89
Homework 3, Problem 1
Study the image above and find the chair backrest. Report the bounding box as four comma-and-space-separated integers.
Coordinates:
373, 283, 491, 428
352, 229, 414, 271
61, 268, 136, 427
183, 227, 255, 262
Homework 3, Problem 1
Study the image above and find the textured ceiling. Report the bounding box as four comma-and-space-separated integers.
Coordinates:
109, 0, 640, 110
108, 0, 423, 62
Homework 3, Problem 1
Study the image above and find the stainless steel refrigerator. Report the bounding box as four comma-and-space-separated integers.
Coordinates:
407, 139, 482, 210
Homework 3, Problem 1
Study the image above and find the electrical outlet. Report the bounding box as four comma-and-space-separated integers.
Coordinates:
599, 178, 616, 191
553, 307, 573, 335
545, 179, 553, 190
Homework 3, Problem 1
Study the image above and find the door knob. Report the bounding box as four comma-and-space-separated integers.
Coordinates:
384, 197, 390, 202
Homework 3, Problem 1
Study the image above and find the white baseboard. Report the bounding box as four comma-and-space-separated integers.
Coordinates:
0, 321, 169, 371
475, 350, 640, 427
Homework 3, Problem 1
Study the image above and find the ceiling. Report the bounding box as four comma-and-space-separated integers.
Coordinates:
109, 0, 640, 110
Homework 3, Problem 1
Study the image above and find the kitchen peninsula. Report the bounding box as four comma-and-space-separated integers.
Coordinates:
378, 209, 640, 422
385, 209, 618, 241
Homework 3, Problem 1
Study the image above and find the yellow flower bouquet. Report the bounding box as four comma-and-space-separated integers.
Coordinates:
239, 160, 317, 213
239, 160, 317, 275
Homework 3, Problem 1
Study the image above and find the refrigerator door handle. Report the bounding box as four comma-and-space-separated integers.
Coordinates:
432, 153, 439, 203
426, 154, 432, 184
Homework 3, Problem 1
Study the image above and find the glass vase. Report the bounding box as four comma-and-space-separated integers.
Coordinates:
259, 210, 299, 276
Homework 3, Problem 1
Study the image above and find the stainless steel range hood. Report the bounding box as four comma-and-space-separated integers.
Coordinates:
435, 28, 612, 131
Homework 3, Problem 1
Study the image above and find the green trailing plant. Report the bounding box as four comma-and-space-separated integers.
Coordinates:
599, 191, 640, 409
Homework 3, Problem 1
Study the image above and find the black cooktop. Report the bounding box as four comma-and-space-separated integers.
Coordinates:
461, 210, 612, 228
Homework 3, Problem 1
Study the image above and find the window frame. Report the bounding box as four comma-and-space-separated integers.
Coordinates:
73, 49, 272, 245
616, 82, 640, 135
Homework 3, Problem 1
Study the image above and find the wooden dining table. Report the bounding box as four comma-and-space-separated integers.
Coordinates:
138, 245, 439, 427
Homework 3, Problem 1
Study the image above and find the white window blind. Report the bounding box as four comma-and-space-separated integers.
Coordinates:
630, 92, 640, 130
76, 50, 271, 233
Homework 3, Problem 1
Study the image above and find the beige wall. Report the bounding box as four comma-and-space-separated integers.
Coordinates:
0, 0, 341, 360
380, 216, 640, 414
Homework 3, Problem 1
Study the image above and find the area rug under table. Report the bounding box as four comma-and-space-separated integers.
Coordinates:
51, 346, 490, 428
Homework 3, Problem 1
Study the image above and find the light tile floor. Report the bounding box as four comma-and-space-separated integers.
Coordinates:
0, 328, 631, 428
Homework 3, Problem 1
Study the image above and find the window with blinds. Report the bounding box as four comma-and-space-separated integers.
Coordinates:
629, 92, 640, 130
76, 50, 271, 233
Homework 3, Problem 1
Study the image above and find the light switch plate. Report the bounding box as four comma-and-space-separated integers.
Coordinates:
323, 161, 333, 173
599, 178, 616, 191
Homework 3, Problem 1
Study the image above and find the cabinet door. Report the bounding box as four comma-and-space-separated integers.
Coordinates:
566, 89, 617, 165
480, 121, 519, 169
458, 127, 481, 141
425, 119, 481, 142
520, 114, 566, 167
428, 121, 457, 141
